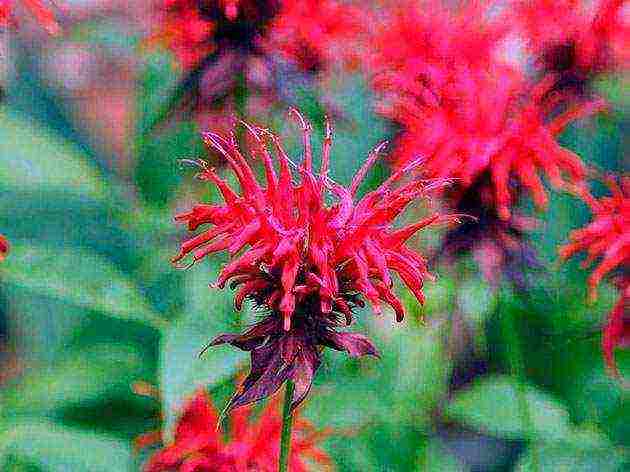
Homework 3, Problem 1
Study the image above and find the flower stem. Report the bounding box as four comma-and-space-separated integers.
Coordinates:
498, 293, 539, 470
279, 380, 295, 472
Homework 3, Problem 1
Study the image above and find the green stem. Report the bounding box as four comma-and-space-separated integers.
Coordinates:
279, 380, 295, 472
499, 293, 539, 471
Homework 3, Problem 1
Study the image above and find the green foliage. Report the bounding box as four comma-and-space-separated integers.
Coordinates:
0, 25, 627, 470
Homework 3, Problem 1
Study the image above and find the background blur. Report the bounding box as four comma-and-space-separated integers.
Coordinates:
0, 2, 628, 471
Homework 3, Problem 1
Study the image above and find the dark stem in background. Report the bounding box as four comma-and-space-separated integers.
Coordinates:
498, 291, 539, 470
279, 380, 295, 472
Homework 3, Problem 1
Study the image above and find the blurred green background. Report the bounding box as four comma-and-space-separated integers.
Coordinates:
0, 6, 628, 472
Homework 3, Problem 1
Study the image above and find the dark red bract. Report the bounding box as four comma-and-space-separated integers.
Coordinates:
174, 110, 449, 410
560, 176, 629, 377
140, 389, 332, 472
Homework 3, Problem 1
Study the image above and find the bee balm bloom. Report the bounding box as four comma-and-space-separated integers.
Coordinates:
560, 176, 629, 377
174, 110, 447, 411
141, 389, 331, 472
0, 234, 8, 262
0, 0, 59, 34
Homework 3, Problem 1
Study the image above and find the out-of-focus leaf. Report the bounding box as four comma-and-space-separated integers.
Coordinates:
444, 375, 572, 440
515, 431, 626, 472
0, 109, 107, 200
160, 261, 245, 439
416, 438, 466, 471
135, 122, 204, 207
136, 51, 182, 138
0, 421, 132, 472
385, 323, 452, 427
1, 343, 145, 415
1, 244, 166, 331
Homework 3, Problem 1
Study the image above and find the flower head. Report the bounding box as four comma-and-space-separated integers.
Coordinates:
511, 0, 629, 93
370, 1, 606, 222
174, 110, 447, 411
560, 176, 629, 300
140, 388, 332, 472
0, 0, 60, 34
263, 0, 367, 72
437, 172, 541, 289
0, 234, 8, 262
149, 0, 280, 70
560, 176, 629, 376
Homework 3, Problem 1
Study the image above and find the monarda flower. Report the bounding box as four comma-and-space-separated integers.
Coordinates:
370, 1, 605, 222
0, 234, 8, 262
0, 0, 60, 34
173, 110, 448, 411
510, 0, 629, 96
436, 172, 541, 290
560, 176, 629, 377
383, 64, 603, 221
148, 0, 280, 70
139, 388, 332, 471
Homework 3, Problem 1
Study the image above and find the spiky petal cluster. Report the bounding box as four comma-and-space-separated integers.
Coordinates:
263, 0, 367, 72
0, 0, 59, 34
369, 0, 609, 227
560, 176, 629, 376
148, 0, 279, 69
140, 389, 332, 472
174, 110, 445, 410
510, 0, 629, 92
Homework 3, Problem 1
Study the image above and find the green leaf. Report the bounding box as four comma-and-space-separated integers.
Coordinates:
0, 421, 132, 472
1, 343, 146, 415
515, 436, 626, 472
444, 375, 572, 440
0, 109, 107, 200
160, 261, 245, 439
134, 122, 204, 207
1, 244, 166, 331
416, 439, 466, 471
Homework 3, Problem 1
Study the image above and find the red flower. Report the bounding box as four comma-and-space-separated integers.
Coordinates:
511, 0, 629, 85
141, 389, 332, 472
560, 176, 630, 376
0, 234, 8, 262
370, 1, 607, 222
0, 0, 60, 34
174, 110, 449, 410
263, 0, 367, 72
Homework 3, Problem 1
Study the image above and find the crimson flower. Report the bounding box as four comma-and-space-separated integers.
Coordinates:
146, 0, 363, 124
173, 110, 447, 411
139, 388, 332, 471
370, 1, 607, 222
0, 0, 60, 34
0, 234, 8, 262
436, 172, 541, 289
263, 0, 367, 73
511, 0, 629, 95
148, 0, 280, 70
560, 176, 629, 377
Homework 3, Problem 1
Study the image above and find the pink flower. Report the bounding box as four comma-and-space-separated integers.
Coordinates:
0, 234, 8, 262
140, 389, 332, 471
369, 1, 608, 223
174, 110, 449, 410
560, 176, 630, 376
511, 0, 629, 85
0, 0, 60, 34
